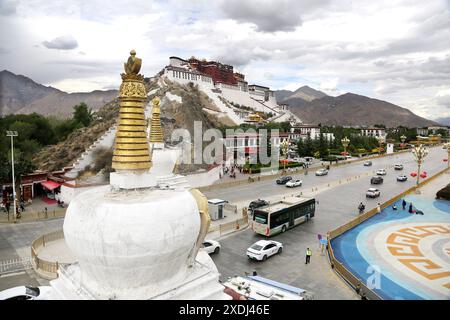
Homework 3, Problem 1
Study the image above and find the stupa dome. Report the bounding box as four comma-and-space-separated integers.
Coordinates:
63, 185, 200, 298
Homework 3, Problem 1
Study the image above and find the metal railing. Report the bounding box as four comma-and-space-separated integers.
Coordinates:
0, 257, 32, 275
31, 229, 65, 279
326, 166, 449, 300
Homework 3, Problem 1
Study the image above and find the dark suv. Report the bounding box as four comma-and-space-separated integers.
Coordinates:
276, 176, 293, 185
371, 176, 383, 184
248, 199, 269, 212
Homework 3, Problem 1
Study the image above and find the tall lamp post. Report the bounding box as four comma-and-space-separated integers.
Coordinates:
280, 139, 290, 172
412, 144, 429, 192
445, 142, 450, 173
341, 136, 350, 155
376, 135, 384, 155
400, 135, 407, 149
6, 131, 18, 222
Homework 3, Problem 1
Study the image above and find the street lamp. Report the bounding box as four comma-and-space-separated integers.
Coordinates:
444, 142, 450, 173
280, 139, 290, 171
376, 136, 384, 155
400, 135, 407, 149
6, 131, 18, 222
412, 144, 429, 192
341, 136, 350, 154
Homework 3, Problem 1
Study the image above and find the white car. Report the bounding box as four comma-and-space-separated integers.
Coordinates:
394, 164, 404, 170
366, 188, 381, 198
286, 179, 302, 188
376, 169, 387, 175
315, 169, 328, 176
0, 286, 52, 300
247, 240, 283, 261
201, 239, 221, 254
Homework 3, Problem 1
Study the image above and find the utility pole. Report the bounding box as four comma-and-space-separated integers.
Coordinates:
6, 131, 18, 222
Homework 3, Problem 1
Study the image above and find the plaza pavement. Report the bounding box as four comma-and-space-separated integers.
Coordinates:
331, 173, 450, 299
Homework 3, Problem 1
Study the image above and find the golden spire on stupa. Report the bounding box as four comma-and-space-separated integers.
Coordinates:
149, 97, 164, 145
112, 50, 152, 171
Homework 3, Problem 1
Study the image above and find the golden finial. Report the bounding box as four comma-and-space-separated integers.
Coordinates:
112, 50, 151, 171
149, 96, 164, 145
124, 49, 142, 75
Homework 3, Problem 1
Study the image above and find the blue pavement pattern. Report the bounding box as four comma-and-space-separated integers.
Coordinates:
331, 196, 450, 300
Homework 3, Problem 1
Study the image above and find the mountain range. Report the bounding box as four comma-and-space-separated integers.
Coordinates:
275, 86, 440, 127
0, 70, 118, 117
0, 70, 443, 127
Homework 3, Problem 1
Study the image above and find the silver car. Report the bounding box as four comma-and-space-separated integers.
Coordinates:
315, 169, 328, 176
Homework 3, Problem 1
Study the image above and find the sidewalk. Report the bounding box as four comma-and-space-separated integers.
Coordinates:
0, 197, 66, 224
207, 206, 248, 240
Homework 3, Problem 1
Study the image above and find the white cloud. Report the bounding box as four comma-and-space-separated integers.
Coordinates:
43, 35, 78, 50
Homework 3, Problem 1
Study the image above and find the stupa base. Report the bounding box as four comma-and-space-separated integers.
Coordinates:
45, 251, 230, 300
110, 171, 157, 189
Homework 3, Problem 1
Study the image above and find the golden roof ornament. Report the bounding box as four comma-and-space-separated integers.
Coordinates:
149, 96, 164, 145
112, 50, 152, 171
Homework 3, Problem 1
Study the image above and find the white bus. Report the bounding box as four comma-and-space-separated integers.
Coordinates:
252, 196, 315, 237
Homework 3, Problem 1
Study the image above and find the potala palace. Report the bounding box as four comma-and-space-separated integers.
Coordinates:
163, 56, 302, 126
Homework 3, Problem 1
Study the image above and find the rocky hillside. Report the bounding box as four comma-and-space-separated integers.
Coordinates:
0, 70, 117, 117
32, 76, 225, 173
287, 92, 439, 127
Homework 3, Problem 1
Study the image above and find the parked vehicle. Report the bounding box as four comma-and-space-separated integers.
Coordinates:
397, 175, 408, 182
276, 176, 293, 185
248, 199, 269, 212
315, 169, 328, 176
363, 161, 372, 166
0, 286, 52, 300
304, 157, 314, 162
201, 239, 221, 254
246, 240, 283, 261
366, 188, 381, 198
286, 179, 302, 188
376, 169, 387, 175
371, 176, 383, 184
394, 164, 404, 170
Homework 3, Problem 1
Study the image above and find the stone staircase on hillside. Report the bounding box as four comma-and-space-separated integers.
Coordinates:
204, 89, 243, 125
65, 125, 117, 179
250, 97, 281, 115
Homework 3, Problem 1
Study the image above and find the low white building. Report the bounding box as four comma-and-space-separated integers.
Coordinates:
289, 125, 334, 141
360, 127, 386, 138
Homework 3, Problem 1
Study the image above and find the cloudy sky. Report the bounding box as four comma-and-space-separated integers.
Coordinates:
1, 0, 450, 120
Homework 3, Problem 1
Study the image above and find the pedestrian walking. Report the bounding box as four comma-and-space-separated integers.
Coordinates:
305, 248, 312, 264
408, 203, 413, 214
5, 202, 10, 214
377, 203, 381, 214
44, 207, 48, 218
402, 199, 407, 210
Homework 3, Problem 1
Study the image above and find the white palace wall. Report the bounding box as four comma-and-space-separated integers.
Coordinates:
164, 68, 214, 90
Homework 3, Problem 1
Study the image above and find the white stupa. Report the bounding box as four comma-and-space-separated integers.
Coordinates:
45, 51, 230, 300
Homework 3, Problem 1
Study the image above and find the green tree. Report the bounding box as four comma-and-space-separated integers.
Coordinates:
304, 133, 314, 156
297, 138, 306, 157
318, 133, 328, 158
73, 102, 93, 127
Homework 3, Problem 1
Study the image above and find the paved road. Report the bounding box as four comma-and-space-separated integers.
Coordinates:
203, 147, 446, 205
209, 146, 447, 299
